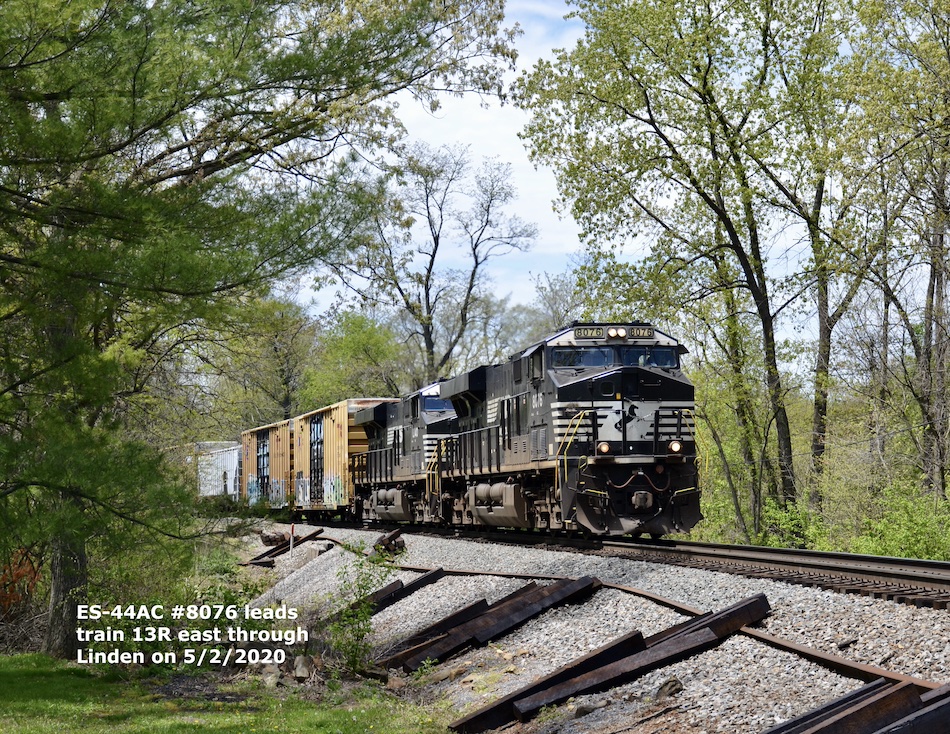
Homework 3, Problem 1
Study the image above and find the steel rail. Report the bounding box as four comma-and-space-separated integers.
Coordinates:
608, 538, 950, 592
324, 520, 950, 606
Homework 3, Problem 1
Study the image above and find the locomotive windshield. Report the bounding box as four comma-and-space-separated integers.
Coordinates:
422, 396, 454, 412
551, 345, 679, 369
620, 346, 678, 368
551, 347, 614, 368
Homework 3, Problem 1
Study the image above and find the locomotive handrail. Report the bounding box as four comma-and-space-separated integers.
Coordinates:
425, 439, 446, 510
554, 410, 590, 498
444, 425, 500, 477
681, 407, 707, 483
555, 410, 589, 459
350, 446, 396, 485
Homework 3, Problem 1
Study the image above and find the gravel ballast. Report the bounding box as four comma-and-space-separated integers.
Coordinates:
249, 525, 950, 733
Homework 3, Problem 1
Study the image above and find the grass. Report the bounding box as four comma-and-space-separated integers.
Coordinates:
0, 654, 451, 733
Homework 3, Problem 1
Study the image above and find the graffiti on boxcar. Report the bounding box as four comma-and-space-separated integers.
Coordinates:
323, 474, 344, 508
247, 475, 260, 505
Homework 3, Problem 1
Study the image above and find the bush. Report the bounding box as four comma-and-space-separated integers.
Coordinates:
324, 543, 397, 674
850, 483, 950, 560
756, 498, 826, 550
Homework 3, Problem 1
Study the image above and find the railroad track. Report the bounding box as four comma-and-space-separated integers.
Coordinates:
337, 521, 950, 610
369, 530, 950, 733
602, 538, 950, 609
253, 526, 950, 732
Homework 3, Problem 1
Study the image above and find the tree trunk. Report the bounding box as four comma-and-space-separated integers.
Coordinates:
718, 275, 776, 535
758, 302, 797, 507
920, 222, 948, 499
44, 528, 87, 659
706, 417, 752, 543
811, 264, 832, 509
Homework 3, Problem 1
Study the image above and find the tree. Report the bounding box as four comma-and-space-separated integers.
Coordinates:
514, 0, 870, 508
846, 0, 950, 499
299, 310, 404, 407
577, 238, 778, 538
327, 142, 536, 387
531, 256, 588, 332
201, 297, 320, 434
0, 0, 515, 657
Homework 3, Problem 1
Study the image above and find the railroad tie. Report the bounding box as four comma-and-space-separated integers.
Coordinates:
401, 576, 601, 673
449, 593, 771, 733
759, 678, 950, 734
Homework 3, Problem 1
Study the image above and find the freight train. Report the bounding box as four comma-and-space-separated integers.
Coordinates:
211, 322, 701, 537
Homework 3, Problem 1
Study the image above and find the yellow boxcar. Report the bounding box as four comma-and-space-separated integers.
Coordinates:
292, 399, 395, 516
240, 419, 293, 508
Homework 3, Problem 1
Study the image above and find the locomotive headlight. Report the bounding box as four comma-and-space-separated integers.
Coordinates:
597, 441, 612, 455
607, 327, 618, 337
616, 327, 627, 338
668, 440, 683, 454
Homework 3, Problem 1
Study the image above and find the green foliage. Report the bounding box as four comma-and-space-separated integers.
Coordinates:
300, 311, 403, 407
196, 296, 322, 433
185, 543, 271, 612
0, 0, 516, 657
756, 499, 825, 550
850, 485, 950, 561
0, 653, 452, 733
515, 0, 862, 510
325, 543, 398, 674
74, 537, 270, 664
410, 657, 438, 683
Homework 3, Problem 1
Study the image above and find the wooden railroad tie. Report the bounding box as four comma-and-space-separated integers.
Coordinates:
400, 576, 602, 673
372, 528, 406, 556
449, 592, 771, 733
241, 528, 325, 567
761, 678, 950, 734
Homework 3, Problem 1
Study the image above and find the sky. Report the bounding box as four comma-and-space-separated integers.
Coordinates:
396, 1, 586, 305
307, 1, 586, 311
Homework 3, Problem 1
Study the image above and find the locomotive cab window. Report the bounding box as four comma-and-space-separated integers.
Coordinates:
621, 346, 678, 368
529, 350, 543, 380
423, 396, 453, 412
552, 347, 613, 368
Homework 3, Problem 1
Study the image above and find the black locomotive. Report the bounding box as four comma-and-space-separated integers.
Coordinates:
351, 322, 701, 536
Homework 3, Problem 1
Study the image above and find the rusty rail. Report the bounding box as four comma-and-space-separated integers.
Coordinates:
450, 593, 770, 732
316, 535, 946, 731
